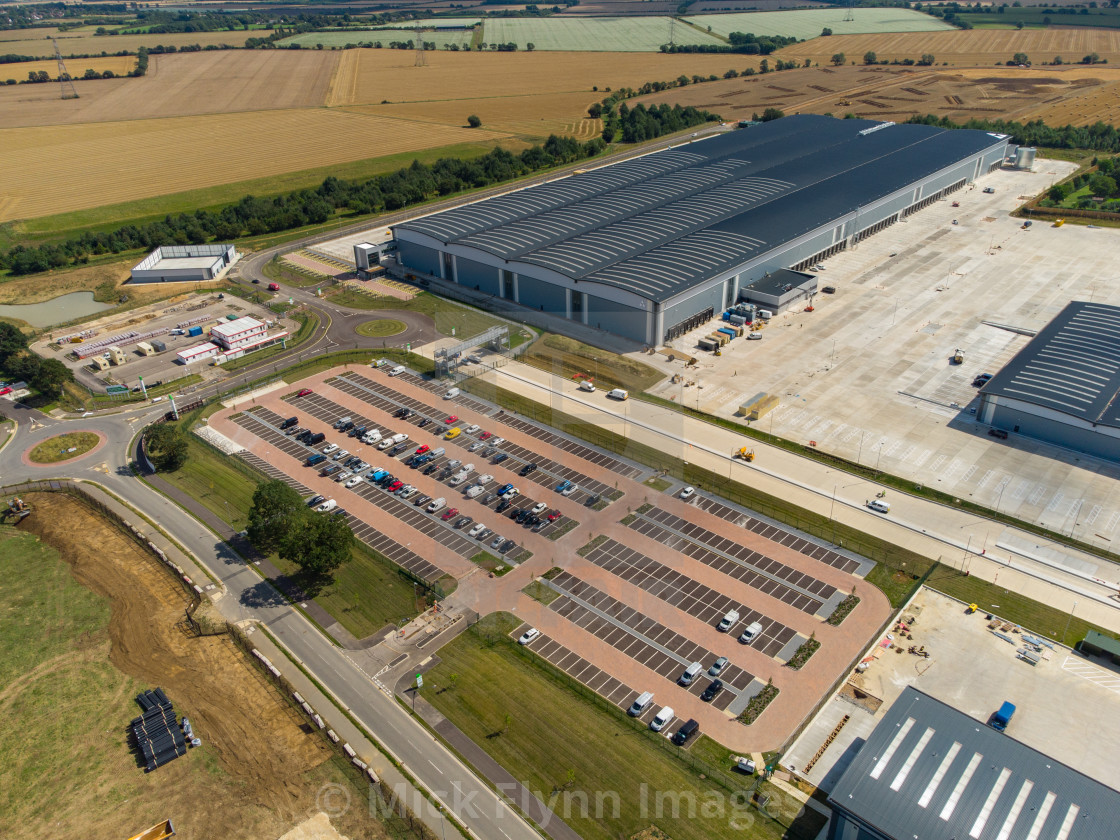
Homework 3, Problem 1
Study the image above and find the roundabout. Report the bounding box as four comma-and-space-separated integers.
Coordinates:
355, 318, 407, 339
25, 430, 105, 466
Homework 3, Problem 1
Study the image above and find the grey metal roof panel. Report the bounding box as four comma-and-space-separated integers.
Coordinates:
829, 687, 1120, 840
395, 115, 1006, 302
983, 302, 1120, 428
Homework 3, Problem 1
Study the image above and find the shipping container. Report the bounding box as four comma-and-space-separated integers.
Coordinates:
187, 326, 203, 337
707, 332, 728, 346
717, 328, 737, 341
150, 340, 166, 353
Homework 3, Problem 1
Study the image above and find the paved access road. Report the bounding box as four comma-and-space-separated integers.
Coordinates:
0, 401, 544, 840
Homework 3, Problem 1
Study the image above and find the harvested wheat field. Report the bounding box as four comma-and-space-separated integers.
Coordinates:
0, 50, 341, 128
3, 493, 385, 840
0, 28, 255, 59
634, 64, 1120, 127
0, 108, 509, 221
326, 47, 766, 107
0, 54, 136, 82
775, 27, 1120, 67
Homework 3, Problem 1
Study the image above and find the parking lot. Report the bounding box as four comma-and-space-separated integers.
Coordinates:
207, 361, 891, 749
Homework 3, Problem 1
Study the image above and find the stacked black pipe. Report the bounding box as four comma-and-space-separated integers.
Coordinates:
132, 689, 186, 772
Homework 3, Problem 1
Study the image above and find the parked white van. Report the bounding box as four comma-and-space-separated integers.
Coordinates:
739, 620, 764, 645
388, 365, 406, 377
628, 692, 654, 716
378, 433, 408, 450
678, 662, 703, 686
650, 706, 674, 732
717, 609, 739, 632
362, 430, 383, 445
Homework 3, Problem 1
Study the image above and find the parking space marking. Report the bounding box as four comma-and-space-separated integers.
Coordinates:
691, 496, 860, 575
634, 508, 834, 610
1062, 656, 1120, 694
494, 414, 642, 479
548, 570, 759, 697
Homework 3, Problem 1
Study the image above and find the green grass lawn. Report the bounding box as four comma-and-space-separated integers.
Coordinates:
421, 614, 823, 840
158, 433, 422, 638
521, 333, 663, 392
27, 431, 99, 463
326, 288, 521, 343
356, 318, 407, 338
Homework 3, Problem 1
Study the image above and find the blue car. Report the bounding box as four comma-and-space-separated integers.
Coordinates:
555, 480, 572, 494
369, 468, 389, 482
496, 483, 513, 496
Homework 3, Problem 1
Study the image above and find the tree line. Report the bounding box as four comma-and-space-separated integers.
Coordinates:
1, 135, 607, 276
0, 322, 75, 397
660, 31, 799, 55
905, 114, 1120, 153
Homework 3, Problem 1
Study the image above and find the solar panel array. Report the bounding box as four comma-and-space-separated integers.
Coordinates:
982, 302, 1120, 428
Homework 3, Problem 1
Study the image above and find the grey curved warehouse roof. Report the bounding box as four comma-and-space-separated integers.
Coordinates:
394, 114, 1006, 303
981, 301, 1120, 429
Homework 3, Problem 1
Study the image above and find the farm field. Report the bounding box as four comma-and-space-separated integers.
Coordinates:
280, 29, 475, 49
774, 27, 1120, 67
0, 494, 385, 840
0, 107, 509, 221
0, 28, 257, 58
633, 64, 1120, 128
480, 16, 724, 51
685, 8, 953, 40
326, 47, 752, 107
953, 8, 1120, 29
1, 54, 135, 81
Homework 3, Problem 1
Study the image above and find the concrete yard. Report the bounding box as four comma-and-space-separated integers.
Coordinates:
783, 587, 1120, 794
646, 158, 1120, 549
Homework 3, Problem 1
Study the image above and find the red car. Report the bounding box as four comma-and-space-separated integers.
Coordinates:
547, 509, 562, 522
387, 480, 404, 492
296, 388, 313, 397
0, 386, 11, 396
480, 431, 492, 441
445, 415, 459, 425
441, 507, 460, 521
414, 444, 430, 456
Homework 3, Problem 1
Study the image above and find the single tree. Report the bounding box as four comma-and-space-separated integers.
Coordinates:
281, 508, 354, 589
1089, 173, 1118, 197
821, 27, 833, 36
145, 423, 189, 472
1011, 51, 1030, 65
526, 42, 535, 51
29, 358, 73, 394
863, 51, 878, 65
248, 479, 306, 554
830, 52, 845, 66
1048, 182, 1071, 202
760, 107, 784, 122
918, 53, 935, 66
467, 114, 482, 128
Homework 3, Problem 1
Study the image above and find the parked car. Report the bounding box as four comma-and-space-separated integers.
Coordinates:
424, 463, 439, 475
483, 492, 500, 505
518, 627, 540, 645
307, 494, 326, 507
989, 428, 1009, 439
973, 373, 993, 387
443, 388, 460, 399
386, 480, 403, 492
480, 431, 493, 441
344, 476, 363, 489
547, 509, 562, 522
332, 449, 349, 461
532, 518, 547, 532
709, 656, 729, 677
496, 499, 512, 513
296, 388, 313, 397
585, 493, 601, 507
414, 444, 431, 456
679, 486, 696, 501
441, 507, 460, 521
464, 424, 480, 435
499, 539, 516, 554
468, 522, 487, 538
555, 480, 572, 494
465, 485, 486, 499
493, 453, 509, 464
334, 471, 353, 483
700, 680, 724, 702
453, 516, 472, 529
400, 487, 419, 500
333, 416, 352, 430
468, 442, 485, 452
418, 418, 431, 428
322, 443, 339, 455
489, 534, 505, 550
414, 495, 431, 508
476, 528, 493, 542
387, 365, 405, 377
475, 474, 493, 486
445, 428, 461, 440
519, 463, 538, 477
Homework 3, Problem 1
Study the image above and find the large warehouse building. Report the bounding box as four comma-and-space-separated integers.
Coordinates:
392, 115, 1008, 345
130, 244, 237, 283
828, 687, 1119, 840
979, 301, 1120, 461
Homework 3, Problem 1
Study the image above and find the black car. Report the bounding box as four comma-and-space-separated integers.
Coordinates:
519, 463, 538, 477
378, 474, 396, 486
821, 285, 836, 294
320, 465, 341, 477
395, 407, 409, 418
493, 453, 509, 464
338, 420, 354, 432
414, 495, 431, 507
499, 539, 516, 554
454, 516, 473, 529
514, 508, 530, 523
435, 427, 447, 436
424, 463, 439, 475
525, 514, 540, 527
280, 416, 298, 430
418, 418, 431, 428
496, 498, 512, 513
585, 493, 601, 507
344, 456, 361, 469
973, 373, 994, 388
482, 446, 497, 458
297, 430, 314, 444
347, 425, 364, 438
389, 443, 409, 456
988, 428, 1009, 440
700, 679, 724, 703
307, 494, 326, 507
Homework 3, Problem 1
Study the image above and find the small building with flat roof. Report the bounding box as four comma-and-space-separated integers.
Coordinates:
210, 316, 266, 351
828, 686, 1120, 840
130, 244, 237, 283
1076, 630, 1120, 665
977, 301, 1120, 461
737, 268, 817, 314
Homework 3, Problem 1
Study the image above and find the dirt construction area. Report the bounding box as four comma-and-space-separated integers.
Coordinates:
7, 492, 376, 840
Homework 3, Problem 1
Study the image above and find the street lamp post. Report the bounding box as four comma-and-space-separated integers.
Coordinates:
1062, 600, 1078, 646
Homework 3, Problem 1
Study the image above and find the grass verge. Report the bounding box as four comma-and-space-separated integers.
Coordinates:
521, 332, 662, 392
420, 613, 822, 840
27, 431, 99, 463
469, 550, 511, 576
522, 579, 561, 605
326, 287, 519, 342
357, 318, 407, 338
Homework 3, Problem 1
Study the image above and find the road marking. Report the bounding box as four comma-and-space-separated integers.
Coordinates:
1062, 656, 1120, 694
428, 759, 444, 775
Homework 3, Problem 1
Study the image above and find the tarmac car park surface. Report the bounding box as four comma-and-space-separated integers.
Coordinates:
209, 363, 890, 750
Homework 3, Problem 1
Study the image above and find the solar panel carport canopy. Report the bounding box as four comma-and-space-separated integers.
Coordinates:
981, 302, 1120, 428
394, 115, 1005, 303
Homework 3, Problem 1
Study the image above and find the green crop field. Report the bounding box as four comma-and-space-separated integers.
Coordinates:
685, 9, 952, 41
377, 17, 481, 29
480, 16, 724, 51
280, 29, 474, 49
952, 7, 1120, 29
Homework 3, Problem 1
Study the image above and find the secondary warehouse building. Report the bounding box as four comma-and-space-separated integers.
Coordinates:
978, 301, 1120, 461
392, 115, 1008, 346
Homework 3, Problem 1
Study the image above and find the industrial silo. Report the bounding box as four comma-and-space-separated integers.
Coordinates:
1014, 147, 1036, 171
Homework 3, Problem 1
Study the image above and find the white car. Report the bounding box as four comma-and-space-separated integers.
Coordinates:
490, 437, 505, 446
518, 627, 541, 645
334, 471, 352, 483
531, 501, 548, 515
500, 487, 519, 499
322, 443, 339, 454
332, 449, 349, 461
475, 474, 493, 486
467, 522, 487, 538
464, 424, 480, 435
465, 485, 486, 499
388, 365, 405, 377
561, 483, 578, 497
443, 387, 460, 399
679, 486, 696, 501
344, 476, 363, 489
400, 486, 419, 500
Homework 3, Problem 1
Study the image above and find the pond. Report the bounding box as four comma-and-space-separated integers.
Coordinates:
0, 292, 115, 328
